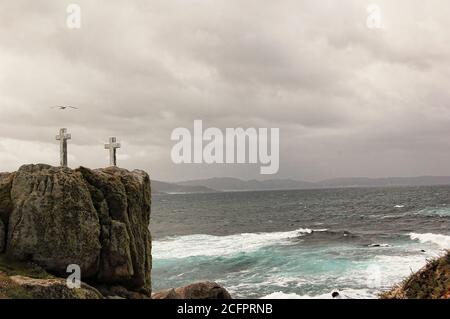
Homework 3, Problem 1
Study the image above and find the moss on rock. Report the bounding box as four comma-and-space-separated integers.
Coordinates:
0, 254, 52, 279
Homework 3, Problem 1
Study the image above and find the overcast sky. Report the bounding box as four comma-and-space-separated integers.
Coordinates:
1, 0, 450, 182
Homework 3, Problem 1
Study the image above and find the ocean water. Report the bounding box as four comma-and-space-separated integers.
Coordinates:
150, 186, 450, 299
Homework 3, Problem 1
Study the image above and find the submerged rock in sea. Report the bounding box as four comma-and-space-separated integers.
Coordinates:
0, 164, 152, 296
152, 281, 232, 299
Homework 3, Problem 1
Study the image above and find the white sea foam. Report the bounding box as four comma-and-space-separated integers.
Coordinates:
369, 254, 434, 286
260, 288, 373, 299
409, 232, 450, 249
258, 251, 434, 300
257, 247, 440, 300
153, 228, 322, 259
154, 230, 447, 299
261, 291, 311, 299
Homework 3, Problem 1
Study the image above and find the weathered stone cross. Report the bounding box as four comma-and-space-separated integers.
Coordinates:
105, 137, 121, 167
56, 128, 71, 167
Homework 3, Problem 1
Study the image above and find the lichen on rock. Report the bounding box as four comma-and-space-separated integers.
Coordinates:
77, 166, 152, 292
6, 274, 103, 299
6, 164, 101, 277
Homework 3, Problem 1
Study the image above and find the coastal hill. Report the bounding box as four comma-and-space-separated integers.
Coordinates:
152, 180, 216, 194
177, 177, 316, 191
172, 176, 450, 192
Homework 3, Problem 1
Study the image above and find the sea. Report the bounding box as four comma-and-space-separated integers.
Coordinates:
150, 186, 450, 299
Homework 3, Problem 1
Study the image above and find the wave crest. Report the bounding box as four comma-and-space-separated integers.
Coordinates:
153, 228, 324, 259
409, 232, 450, 249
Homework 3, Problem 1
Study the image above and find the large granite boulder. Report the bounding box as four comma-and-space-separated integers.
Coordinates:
77, 166, 152, 292
0, 164, 152, 294
152, 282, 232, 299
7, 164, 101, 276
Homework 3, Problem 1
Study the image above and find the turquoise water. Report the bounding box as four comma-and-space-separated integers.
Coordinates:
151, 186, 450, 298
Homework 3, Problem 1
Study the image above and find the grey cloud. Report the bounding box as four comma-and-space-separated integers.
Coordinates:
1, 0, 450, 181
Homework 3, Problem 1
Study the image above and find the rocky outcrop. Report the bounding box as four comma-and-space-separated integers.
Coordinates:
7, 165, 101, 277
152, 288, 180, 299
0, 164, 231, 299
0, 164, 152, 296
96, 284, 150, 299
152, 282, 232, 299
6, 274, 103, 299
381, 251, 450, 299
0, 255, 102, 299
77, 166, 152, 291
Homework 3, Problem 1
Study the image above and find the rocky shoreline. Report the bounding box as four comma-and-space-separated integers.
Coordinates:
1, 164, 447, 299
0, 164, 230, 299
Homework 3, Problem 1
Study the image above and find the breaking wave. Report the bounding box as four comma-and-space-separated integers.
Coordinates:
153, 228, 326, 259
409, 232, 450, 250
260, 289, 373, 299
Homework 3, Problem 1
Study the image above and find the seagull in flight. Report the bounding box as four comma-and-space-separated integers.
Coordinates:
51, 105, 79, 110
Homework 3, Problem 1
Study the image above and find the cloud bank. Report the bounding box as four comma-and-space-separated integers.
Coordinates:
1, 0, 450, 181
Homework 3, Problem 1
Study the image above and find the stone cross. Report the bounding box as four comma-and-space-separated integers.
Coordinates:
105, 137, 121, 167
56, 128, 71, 167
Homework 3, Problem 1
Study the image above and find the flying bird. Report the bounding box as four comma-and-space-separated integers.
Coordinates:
51, 105, 79, 110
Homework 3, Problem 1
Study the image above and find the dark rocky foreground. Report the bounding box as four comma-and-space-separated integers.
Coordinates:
2, 164, 448, 299
152, 281, 232, 299
381, 251, 450, 299
0, 164, 230, 299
